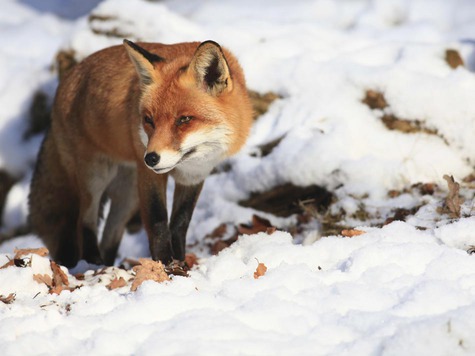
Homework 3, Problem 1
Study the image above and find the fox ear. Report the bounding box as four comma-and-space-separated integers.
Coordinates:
123, 39, 164, 86
189, 41, 232, 96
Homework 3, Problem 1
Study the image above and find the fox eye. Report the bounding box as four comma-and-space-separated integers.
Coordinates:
144, 115, 155, 128
177, 116, 193, 126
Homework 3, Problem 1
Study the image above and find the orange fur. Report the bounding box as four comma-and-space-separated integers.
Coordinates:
29, 40, 253, 267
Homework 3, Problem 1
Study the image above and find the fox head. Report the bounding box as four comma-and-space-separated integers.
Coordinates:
123, 39, 251, 185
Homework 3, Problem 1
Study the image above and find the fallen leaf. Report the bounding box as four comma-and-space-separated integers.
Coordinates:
74, 273, 85, 281
266, 227, 277, 234
253, 261, 267, 279
45, 261, 75, 295
107, 277, 127, 290
383, 207, 420, 225
131, 258, 170, 292
33, 274, 53, 288
184, 253, 198, 269
0, 260, 14, 269
165, 260, 188, 277
341, 229, 366, 237
443, 175, 462, 218
50, 261, 69, 287
14, 247, 49, 259
211, 240, 232, 255
93, 267, 108, 276
362, 90, 388, 110
418, 183, 436, 196
205, 224, 227, 239
210, 234, 240, 255
463, 173, 475, 183
445, 49, 464, 69
0, 293, 15, 304
238, 215, 275, 235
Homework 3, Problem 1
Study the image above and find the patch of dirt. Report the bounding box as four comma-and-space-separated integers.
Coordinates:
56, 49, 77, 81
237, 215, 276, 235
381, 114, 438, 135
239, 183, 333, 217
362, 90, 442, 138
445, 49, 464, 69
88, 14, 133, 39
383, 206, 421, 225
251, 135, 286, 158
248, 90, 281, 120
362, 90, 388, 110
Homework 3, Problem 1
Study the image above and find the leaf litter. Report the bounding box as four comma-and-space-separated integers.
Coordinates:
1, 173, 473, 304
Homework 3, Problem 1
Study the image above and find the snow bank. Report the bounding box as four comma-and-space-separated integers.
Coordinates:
2, 225, 475, 354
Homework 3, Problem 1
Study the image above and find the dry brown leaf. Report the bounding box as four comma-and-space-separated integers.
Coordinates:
33, 265, 74, 295
266, 227, 277, 234
131, 258, 170, 292
443, 175, 462, 218
362, 90, 388, 110
93, 267, 108, 276
463, 173, 475, 183
165, 260, 189, 277
0, 293, 15, 304
445, 49, 464, 69
238, 215, 275, 235
184, 253, 198, 269
418, 183, 436, 196
107, 277, 127, 290
211, 240, 231, 255
33, 274, 53, 287
50, 260, 69, 287
0, 260, 14, 269
254, 261, 267, 279
74, 273, 85, 281
14, 247, 49, 259
46, 260, 75, 295
205, 224, 227, 239
341, 229, 366, 237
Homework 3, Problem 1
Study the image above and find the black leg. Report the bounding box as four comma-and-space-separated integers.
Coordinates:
82, 226, 103, 265
169, 182, 203, 261
137, 167, 173, 264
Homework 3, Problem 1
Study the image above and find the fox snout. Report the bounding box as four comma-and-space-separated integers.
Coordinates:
144, 152, 160, 167
143, 149, 181, 174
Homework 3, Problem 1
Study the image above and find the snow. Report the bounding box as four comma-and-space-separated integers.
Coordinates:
1, 0, 475, 354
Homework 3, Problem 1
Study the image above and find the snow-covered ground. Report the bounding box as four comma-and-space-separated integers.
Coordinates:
1, 0, 475, 354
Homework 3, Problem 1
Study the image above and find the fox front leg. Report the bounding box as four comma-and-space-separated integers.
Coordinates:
169, 182, 203, 261
137, 167, 173, 263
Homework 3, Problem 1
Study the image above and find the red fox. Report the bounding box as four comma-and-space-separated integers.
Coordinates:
28, 40, 253, 267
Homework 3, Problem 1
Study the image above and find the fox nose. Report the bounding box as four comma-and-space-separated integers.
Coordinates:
144, 152, 160, 167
